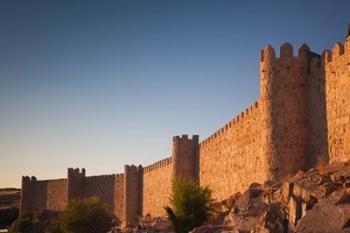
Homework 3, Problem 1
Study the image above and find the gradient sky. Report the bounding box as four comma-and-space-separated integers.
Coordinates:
1, 0, 349, 188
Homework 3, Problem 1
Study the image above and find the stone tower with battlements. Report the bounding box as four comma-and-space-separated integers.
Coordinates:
260, 43, 317, 181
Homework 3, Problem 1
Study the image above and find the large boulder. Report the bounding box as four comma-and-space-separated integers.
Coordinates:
296, 202, 350, 233
228, 183, 287, 233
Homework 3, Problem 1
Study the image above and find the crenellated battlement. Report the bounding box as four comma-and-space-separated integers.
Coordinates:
259, 42, 326, 79
173, 134, 199, 143
143, 157, 172, 173
260, 42, 314, 62
22, 176, 67, 183
124, 164, 140, 173
332, 42, 345, 59
22, 176, 37, 183
322, 37, 350, 68
200, 100, 260, 148
68, 167, 85, 177
41, 178, 67, 183
85, 174, 116, 181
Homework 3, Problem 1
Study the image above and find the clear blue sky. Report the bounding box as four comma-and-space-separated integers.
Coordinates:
0, 0, 349, 188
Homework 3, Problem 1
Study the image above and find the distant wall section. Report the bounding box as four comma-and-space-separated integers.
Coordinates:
114, 174, 124, 223
84, 175, 116, 215
124, 165, 142, 226
46, 179, 68, 211
20, 177, 68, 215
20, 171, 126, 224
142, 157, 173, 217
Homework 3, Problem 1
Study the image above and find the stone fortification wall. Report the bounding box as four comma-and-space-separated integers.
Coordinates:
260, 44, 311, 181
67, 168, 85, 200
199, 41, 331, 200
45, 179, 68, 211
20, 171, 126, 224
20, 176, 34, 214
114, 174, 124, 223
31, 180, 47, 212
173, 135, 199, 181
142, 157, 173, 217
124, 165, 143, 226
325, 36, 350, 163
142, 135, 199, 217
20, 176, 67, 214
199, 101, 265, 200
84, 174, 116, 214
306, 52, 329, 168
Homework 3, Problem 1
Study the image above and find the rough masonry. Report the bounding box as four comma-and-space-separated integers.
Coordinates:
20, 33, 350, 226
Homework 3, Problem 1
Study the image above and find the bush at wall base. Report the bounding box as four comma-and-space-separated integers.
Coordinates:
164, 178, 215, 233
45, 196, 113, 233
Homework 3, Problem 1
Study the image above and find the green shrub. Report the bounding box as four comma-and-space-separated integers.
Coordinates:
46, 196, 113, 233
164, 178, 214, 233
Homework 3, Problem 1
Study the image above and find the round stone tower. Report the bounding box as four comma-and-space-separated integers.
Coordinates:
260, 43, 311, 181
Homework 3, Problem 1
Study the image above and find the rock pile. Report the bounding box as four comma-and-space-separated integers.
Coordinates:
191, 161, 350, 233
191, 182, 287, 233
285, 162, 350, 233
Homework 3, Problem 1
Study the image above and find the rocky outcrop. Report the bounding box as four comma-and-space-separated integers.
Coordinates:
191, 161, 350, 233
189, 182, 287, 233
286, 162, 350, 233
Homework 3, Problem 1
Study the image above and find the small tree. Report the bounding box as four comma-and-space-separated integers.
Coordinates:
164, 178, 214, 233
46, 196, 113, 233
